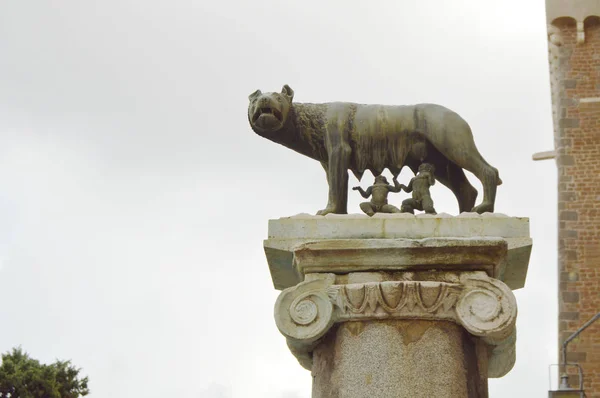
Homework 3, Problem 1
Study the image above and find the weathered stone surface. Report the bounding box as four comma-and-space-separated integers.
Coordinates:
545, 0, 600, 24
268, 212, 529, 240
312, 320, 488, 398
293, 238, 507, 278
265, 214, 531, 290
274, 271, 517, 378
267, 214, 530, 396
559, 118, 580, 128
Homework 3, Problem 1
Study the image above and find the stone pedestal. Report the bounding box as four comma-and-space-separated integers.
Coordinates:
265, 213, 531, 398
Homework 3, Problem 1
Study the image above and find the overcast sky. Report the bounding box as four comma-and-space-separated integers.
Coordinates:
0, 1, 558, 397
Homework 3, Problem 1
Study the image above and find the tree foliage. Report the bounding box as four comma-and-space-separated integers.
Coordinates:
0, 347, 89, 398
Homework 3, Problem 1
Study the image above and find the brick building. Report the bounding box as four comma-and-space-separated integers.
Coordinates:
544, 0, 600, 395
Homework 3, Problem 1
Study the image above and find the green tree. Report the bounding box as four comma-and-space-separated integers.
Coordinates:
0, 347, 89, 398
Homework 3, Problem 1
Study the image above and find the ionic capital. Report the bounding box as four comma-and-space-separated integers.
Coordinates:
274, 272, 517, 377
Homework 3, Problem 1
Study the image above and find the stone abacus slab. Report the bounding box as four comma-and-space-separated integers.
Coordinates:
264, 213, 532, 290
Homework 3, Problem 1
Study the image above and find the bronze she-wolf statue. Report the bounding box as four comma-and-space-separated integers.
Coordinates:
247, 85, 501, 215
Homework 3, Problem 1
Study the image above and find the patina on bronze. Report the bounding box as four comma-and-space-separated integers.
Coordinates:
248, 85, 501, 215
353, 175, 402, 216
399, 163, 437, 215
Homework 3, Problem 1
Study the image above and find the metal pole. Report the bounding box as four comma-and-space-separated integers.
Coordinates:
562, 311, 600, 368
559, 310, 600, 391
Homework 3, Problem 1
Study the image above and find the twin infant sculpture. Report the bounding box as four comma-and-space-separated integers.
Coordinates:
353, 164, 436, 216
247, 84, 502, 216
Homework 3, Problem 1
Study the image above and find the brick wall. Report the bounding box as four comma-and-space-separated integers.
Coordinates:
550, 16, 600, 396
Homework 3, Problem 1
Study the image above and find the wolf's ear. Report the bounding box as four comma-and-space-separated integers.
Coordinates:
248, 90, 262, 101
281, 85, 294, 101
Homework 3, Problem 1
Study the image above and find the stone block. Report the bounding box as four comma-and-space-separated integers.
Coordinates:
566, 352, 587, 362
562, 291, 580, 303
559, 118, 580, 128
560, 211, 578, 221
293, 238, 507, 277
560, 311, 580, 321
264, 213, 532, 290
558, 155, 575, 166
